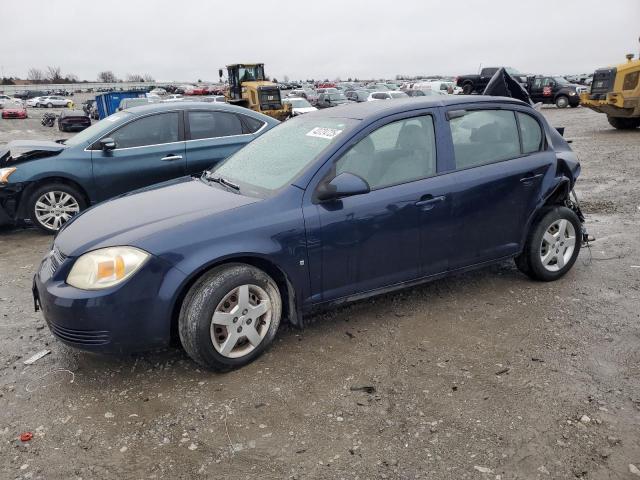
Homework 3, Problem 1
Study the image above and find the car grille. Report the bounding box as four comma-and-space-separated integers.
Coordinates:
49, 322, 111, 346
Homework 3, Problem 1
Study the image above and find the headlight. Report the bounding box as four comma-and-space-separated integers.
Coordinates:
67, 246, 149, 290
569, 91, 576, 96
0, 167, 16, 183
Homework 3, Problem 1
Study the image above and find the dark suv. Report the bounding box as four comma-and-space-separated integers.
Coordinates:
527, 76, 586, 108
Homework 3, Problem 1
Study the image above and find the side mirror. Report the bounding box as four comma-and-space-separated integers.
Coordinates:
100, 137, 116, 151
316, 172, 370, 202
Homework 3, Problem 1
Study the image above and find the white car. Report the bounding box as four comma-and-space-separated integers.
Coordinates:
37, 96, 72, 108
149, 88, 167, 96
0, 95, 22, 108
367, 91, 409, 101
26, 97, 44, 107
413, 81, 453, 95
283, 97, 317, 115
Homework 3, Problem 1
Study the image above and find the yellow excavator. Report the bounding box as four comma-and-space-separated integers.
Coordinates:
220, 63, 291, 121
580, 38, 640, 129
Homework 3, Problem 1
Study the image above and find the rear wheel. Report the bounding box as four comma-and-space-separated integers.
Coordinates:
462, 82, 474, 95
179, 264, 282, 371
607, 116, 640, 130
515, 206, 581, 281
47, 103, 53, 108
555, 95, 569, 108
27, 183, 86, 234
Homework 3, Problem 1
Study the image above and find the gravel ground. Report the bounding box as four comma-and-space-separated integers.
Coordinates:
0, 103, 639, 480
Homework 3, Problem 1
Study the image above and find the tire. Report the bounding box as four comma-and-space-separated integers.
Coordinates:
179, 264, 282, 371
607, 116, 640, 130
555, 95, 569, 109
47, 103, 53, 108
27, 182, 86, 234
462, 82, 474, 95
515, 206, 581, 282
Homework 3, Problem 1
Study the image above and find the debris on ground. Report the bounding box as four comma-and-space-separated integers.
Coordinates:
23, 349, 51, 365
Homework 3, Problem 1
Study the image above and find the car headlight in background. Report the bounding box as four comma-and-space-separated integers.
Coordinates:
67, 246, 149, 290
0, 167, 16, 183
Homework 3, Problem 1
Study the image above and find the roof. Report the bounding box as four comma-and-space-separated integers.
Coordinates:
304, 95, 528, 120
122, 101, 278, 123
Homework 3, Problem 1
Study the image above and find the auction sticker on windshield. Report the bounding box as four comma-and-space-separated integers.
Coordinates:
306, 127, 343, 140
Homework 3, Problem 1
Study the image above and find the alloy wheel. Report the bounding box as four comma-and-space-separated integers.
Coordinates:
34, 191, 80, 231
540, 219, 576, 272
210, 284, 272, 358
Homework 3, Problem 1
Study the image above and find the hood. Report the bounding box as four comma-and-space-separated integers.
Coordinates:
55, 176, 260, 256
0, 140, 68, 166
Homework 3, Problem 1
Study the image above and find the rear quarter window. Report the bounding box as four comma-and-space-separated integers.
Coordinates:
517, 112, 543, 154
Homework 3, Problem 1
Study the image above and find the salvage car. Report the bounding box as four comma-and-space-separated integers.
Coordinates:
58, 110, 91, 132
0, 95, 23, 108
282, 97, 317, 115
346, 90, 371, 102
37, 96, 73, 108
1, 104, 28, 119
32, 96, 587, 371
0, 102, 278, 233
456, 67, 527, 94
367, 91, 409, 101
316, 92, 350, 108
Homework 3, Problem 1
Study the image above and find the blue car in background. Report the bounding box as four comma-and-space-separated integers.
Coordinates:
33, 96, 588, 371
0, 102, 278, 233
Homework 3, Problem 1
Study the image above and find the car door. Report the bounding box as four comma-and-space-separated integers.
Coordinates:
91, 111, 186, 201
184, 110, 264, 176
304, 111, 452, 302
442, 106, 555, 269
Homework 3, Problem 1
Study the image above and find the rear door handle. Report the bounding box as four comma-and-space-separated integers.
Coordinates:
161, 154, 183, 162
415, 195, 445, 210
520, 173, 543, 183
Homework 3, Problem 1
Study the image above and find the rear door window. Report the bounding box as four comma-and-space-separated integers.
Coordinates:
110, 112, 180, 149
239, 114, 266, 134
449, 110, 520, 169
187, 111, 244, 140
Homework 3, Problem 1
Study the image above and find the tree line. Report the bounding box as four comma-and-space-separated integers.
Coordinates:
19, 66, 155, 84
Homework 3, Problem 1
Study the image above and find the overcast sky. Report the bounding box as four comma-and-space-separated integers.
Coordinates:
2, 0, 639, 82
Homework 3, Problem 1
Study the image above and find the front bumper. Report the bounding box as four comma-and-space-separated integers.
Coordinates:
33, 250, 187, 354
568, 94, 580, 107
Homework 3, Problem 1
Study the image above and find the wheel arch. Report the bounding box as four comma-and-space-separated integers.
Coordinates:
170, 255, 300, 344
518, 178, 571, 252
18, 176, 91, 219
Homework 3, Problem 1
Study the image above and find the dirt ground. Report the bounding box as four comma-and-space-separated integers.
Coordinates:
0, 103, 639, 480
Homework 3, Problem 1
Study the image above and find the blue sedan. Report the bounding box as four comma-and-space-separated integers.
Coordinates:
33, 96, 587, 370
0, 102, 278, 233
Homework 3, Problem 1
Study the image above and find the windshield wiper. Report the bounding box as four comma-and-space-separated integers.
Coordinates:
203, 172, 240, 191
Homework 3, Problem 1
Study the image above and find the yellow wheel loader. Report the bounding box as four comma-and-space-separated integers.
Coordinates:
580, 38, 640, 129
222, 64, 291, 121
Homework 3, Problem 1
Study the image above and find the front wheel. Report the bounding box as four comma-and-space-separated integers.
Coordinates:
462, 83, 474, 95
27, 183, 86, 234
179, 264, 282, 371
555, 95, 569, 108
515, 206, 581, 281
47, 103, 53, 108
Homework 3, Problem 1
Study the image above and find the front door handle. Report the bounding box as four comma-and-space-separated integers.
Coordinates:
520, 173, 543, 184
415, 195, 445, 210
161, 154, 183, 162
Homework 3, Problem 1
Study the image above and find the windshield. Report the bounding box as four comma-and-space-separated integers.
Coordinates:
211, 117, 358, 196
288, 98, 312, 108
63, 112, 132, 147
553, 76, 571, 85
